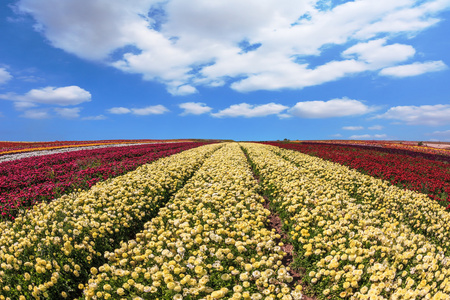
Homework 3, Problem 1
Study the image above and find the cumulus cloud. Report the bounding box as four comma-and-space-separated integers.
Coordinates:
168, 85, 198, 96
343, 126, 364, 130
54, 107, 81, 119
368, 125, 384, 130
376, 104, 450, 126
132, 105, 169, 115
20, 109, 50, 119
379, 60, 448, 77
342, 39, 415, 69
211, 103, 288, 118
179, 102, 212, 115
15, 0, 157, 60
107, 107, 131, 114
227, 59, 368, 92
278, 113, 293, 119
14, 101, 37, 110
289, 98, 375, 118
349, 134, 388, 139
0, 68, 12, 84
107, 105, 169, 116
15, 0, 450, 93
82, 115, 107, 120
0, 86, 91, 106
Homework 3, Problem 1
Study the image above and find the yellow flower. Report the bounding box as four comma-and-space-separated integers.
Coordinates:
117, 288, 125, 296
234, 285, 243, 293
167, 282, 176, 290
221, 274, 231, 281
240, 273, 249, 281
211, 290, 226, 299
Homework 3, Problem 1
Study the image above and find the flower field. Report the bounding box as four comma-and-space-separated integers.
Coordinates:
0, 142, 209, 220
266, 142, 450, 209
1, 142, 450, 299
291, 141, 450, 158
0, 140, 192, 156
0, 143, 220, 299
243, 143, 450, 299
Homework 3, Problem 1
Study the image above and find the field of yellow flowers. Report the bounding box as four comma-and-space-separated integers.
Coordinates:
1, 142, 450, 299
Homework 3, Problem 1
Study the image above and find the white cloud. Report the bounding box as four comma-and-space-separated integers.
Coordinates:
107, 105, 169, 116
0, 68, 12, 84
14, 101, 37, 110
368, 125, 383, 130
349, 134, 387, 139
343, 126, 364, 130
330, 133, 343, 138
0, 86, 91, 106
54, 107, 81, 119
376, 104, 450, 126
354, 0, 447, 39
179, 102, 212, 115
226, 58, 368, 92
131, 105, 169, 115
108, 107, 131, 114
278, 113, 293, 119
211, 103, 288, 118
83, 115, 107, 120
168, 85, 198, 96
289, 98, 375, 118
20, 109, 50, 119
342, 39, 415, 69
15, 0, 450, 93
375, 134, 388, 139
379, 61, 448, 77
15, 0, 157, 60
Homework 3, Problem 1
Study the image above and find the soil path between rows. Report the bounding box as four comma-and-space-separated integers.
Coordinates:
240, 144, 317, 300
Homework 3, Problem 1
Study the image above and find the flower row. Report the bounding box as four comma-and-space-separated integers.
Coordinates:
266, 142, 450, 208
0, 143, 220, 299
0, 142, 209, 220
0, 140, 171, 155
382, 142, 450, 158
268, 146, 450, 253
81, 143, 303, 300
293, 140, 450, 157
0, 143, 147, 163
242, 143, 450, 299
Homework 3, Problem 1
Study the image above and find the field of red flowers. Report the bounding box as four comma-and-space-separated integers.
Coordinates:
267, 141, 450, 208
2, 142, 450, 299
0, 139, 197, 156
0, 142, 209, 220
297, 139, 450, 157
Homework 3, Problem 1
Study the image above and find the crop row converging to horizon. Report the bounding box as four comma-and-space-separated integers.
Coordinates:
0, 142, 211, 220
1, 142, 450, 299
266, 142, 450, 209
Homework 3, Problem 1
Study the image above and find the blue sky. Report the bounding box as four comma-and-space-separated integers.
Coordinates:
1, 0, 450, 141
